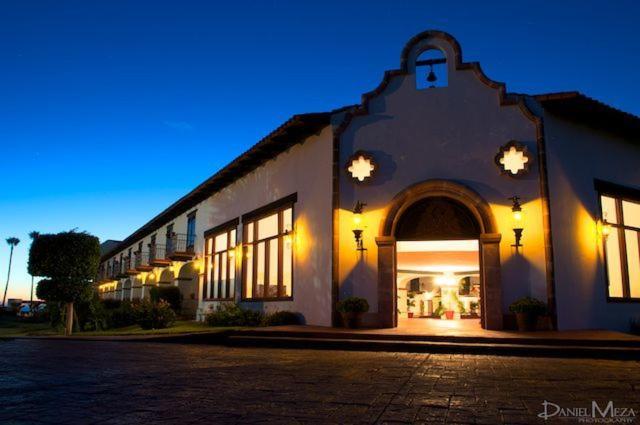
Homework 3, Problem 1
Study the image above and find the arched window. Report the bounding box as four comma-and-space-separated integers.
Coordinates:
415, 49, 448, 89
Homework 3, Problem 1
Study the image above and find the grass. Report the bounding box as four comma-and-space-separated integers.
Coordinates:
0, 315, 228, 338
77, 320, 223, 336
0, 315, 57, 337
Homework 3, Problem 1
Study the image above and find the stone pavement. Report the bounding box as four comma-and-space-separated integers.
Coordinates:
0, 339, 639, 424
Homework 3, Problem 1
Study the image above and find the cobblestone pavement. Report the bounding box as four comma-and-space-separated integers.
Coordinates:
1, 339, 639, 424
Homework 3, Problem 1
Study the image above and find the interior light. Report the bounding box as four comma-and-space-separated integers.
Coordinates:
434, 273, 457, 287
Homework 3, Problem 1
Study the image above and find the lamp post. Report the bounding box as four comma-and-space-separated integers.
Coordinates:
509, 196, 524, 251
352, 201, 367, 252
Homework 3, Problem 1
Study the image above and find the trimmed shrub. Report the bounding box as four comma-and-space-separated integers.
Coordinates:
106, 300, 137, 328
262, 311, 302, 326
205, 303, 263, 327
336, 296, 370, 314
149, 286, 182, 313
134, 300, 176, 330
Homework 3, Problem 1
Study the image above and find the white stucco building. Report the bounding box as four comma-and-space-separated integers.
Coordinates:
97, 31, 640, 332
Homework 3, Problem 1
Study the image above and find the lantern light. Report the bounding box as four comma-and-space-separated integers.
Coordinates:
352, 201, 367, 252
509, 196, 524, 250
597, 219, 612, 239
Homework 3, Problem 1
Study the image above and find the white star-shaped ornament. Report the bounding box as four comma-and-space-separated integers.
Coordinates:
499, 146, 529, 175
348, 155, 375, 182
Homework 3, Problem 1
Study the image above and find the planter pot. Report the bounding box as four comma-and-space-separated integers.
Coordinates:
444, 310, 454, 320
515, 312, 538, 331
408, 312, 414, 318
341, 312, 363, 329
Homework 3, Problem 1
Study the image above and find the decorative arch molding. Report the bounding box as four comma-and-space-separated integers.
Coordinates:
178, 261, 198, 280
380, 180, 498, 238
374, 179, 503, 330
159, 268, 175, 285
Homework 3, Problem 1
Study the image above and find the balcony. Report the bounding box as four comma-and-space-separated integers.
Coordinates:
116, 260, 129, 278
134, 251, 154, 272
124, 256, 139, 276
149, 244, 171, 267
167, 233, 197, 261
109, 261, 121, 279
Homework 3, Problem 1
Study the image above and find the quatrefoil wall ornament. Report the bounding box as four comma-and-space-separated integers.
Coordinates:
346, 151, 376, 183
495, 141, 531, 177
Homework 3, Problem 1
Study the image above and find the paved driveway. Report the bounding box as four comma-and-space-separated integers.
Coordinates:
0, 339, 639, 424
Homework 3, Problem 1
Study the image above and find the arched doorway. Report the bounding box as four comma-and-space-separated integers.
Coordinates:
177, 262, 199, 319
159, 268, 174, 286
142, 271, 158, 299
122, 279, 132, 301
115, 281, 123, 301
376, 180, 502, 330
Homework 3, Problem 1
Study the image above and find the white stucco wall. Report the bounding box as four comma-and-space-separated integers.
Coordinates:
539, 107, 640, 330
199, 126, 334, 326
337, 35, 548, 320
101, 127, 334, 325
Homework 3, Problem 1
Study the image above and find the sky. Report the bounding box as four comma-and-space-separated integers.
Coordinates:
1, 0, 639, 301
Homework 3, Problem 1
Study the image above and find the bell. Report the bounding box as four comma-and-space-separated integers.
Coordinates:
427, 68, 437, 83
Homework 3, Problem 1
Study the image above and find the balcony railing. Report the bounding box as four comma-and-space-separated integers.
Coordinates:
167, 233, 197, 261
134, 251, 153, 271
148, 244, 171, 267
123, 256, 139, 275
109, 261, 120, 279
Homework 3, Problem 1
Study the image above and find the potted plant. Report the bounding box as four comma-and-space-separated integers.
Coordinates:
432, 302, 444, 319
469, 301, 479, 317
509, 297, 547, 331
336, 296, 369, 328
407, 295, 416, 318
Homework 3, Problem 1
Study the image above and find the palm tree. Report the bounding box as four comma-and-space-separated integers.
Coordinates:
2, 237, 20, 307
28, 232, 39, 305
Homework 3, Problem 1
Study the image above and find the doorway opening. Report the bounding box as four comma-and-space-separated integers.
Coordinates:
392, 194, 484, 331
397, 240, 481, 331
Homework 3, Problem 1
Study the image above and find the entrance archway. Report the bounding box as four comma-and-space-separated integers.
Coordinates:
122, 279, 132, 301
376, 180, 502, 329
177, 262, 199, 319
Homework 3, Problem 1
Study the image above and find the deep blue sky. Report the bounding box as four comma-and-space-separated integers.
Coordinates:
1, 0, 639, 300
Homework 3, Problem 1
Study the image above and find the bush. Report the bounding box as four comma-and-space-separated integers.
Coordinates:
150, 286, 182, 313
134, 300, 176, 330
509, 297, 547, 315
205, 303, 263, 327
106, 300, 138, 328
262, 311, 302, 326
336, 297, 370, 314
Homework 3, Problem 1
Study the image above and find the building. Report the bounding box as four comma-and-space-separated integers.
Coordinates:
96, 30, 640, 331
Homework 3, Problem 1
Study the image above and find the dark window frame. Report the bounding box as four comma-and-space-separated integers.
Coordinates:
241, 195, 296, 302
203, 218, 239, 301
595, 179, 640, 303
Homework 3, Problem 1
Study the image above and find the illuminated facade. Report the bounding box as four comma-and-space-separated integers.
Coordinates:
97, 31, 640, 331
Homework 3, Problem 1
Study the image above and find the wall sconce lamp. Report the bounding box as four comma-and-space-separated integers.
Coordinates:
352, 201, 367, 252
597, 218, 612, 239
509, 196, 524, 250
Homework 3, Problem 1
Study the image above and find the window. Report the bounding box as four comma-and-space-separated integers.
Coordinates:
149, 234, 157, 260
598, 181, 640, 300
187, 212, 196, 249
204, 221, 237, 300
243, 201, 294, 300
166, 223, 174, 252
